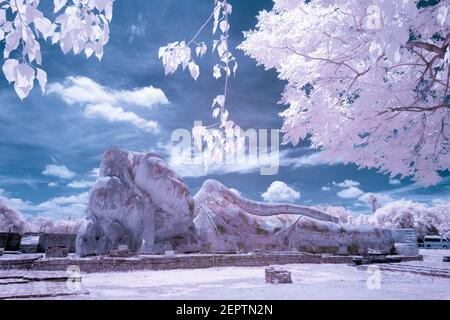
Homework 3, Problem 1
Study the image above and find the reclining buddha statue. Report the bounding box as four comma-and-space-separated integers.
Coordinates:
76, 148, 395, 257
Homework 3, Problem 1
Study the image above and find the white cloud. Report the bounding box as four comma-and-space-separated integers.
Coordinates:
48, 182, 58, 188
337, 187, 364, 199
67, 180, 96, 189
37, 192, 89, 208
48, 77, 169, 109
1, 190, 89, 221
321, 186, 331, 191
84, 103, 159, 133
358, 192, 395, 206
281, 152, 337, 167
262, 181, 300, 203
334, 180, 360, 188
90, 168, 100, 178
389, 179, 401, 185
48, 77, 168, 133
42, 165, 76, 179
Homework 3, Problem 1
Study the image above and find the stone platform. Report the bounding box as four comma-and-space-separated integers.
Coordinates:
357, 263, 450, 279
0, 252, 423, 274
0, 270, 87, 300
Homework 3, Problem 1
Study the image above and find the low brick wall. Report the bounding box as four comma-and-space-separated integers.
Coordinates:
0, 233, 22, 251
37, 234, 77, 253
0, 253, 423, 273
29, 253, 325, 273
0, 257, 40, 270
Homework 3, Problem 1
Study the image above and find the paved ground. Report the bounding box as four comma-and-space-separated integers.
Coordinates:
0, 250, 449, 300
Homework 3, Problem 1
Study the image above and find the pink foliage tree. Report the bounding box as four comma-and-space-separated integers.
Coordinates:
240, 0, 450, 185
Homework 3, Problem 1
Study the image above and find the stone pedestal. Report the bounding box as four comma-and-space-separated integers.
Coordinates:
109, 245, 131, 258
45, 246, 69, 258
265, 267, 292, 284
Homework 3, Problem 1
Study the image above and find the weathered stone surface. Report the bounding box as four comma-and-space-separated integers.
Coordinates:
76, 148, 198, 257
77, 148, 396, 257
46, 246, 69, 259
265, 267, 293, 284
38, 234, 76, 253
193, 180, 395, 254
109, 245, 132, 258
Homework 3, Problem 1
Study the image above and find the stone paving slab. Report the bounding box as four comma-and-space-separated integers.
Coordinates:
23, 271, 70, 282
0, 282, 88, 300
0, 278, 29, 285
357, 263, 450, 279
0, 270, 27, 279
0, 270, 70, 281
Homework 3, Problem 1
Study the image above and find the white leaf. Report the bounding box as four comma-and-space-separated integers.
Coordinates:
0, 9, 5, 24
224, 3, 232, 14
217, 40, 227, 58
213, 64, 221, 79
212, 40, 219, 52
221, 109, 229, 123
196, 42, 207, 58
437, 6, 449, 26
84, 43, 94, 58
54, 0, 68, 13
219, 21, 229, 34
444, 47, 450, 65
188, 62, 200, 80
212, 95, 225, 108
213, 4, 221, 21
2, 59, 19, 84
14, 64, 35, 100
35, 18, 56, 40
212, 108, 220, 118
36, 68, 47, 94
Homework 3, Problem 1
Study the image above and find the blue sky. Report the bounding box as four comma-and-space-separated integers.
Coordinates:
0, 0, 449, 221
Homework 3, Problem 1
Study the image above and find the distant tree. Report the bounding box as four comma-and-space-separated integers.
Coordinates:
0, 198, 26, 233
350, 199, 450, 238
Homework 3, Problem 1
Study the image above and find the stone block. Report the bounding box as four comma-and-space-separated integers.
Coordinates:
38, 234, 77, 253
46, 246, 69, 258
109, 245, 131, 258
265, 267, 293, 284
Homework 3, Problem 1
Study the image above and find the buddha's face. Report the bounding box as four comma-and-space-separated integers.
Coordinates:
76, 218, 131, 257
